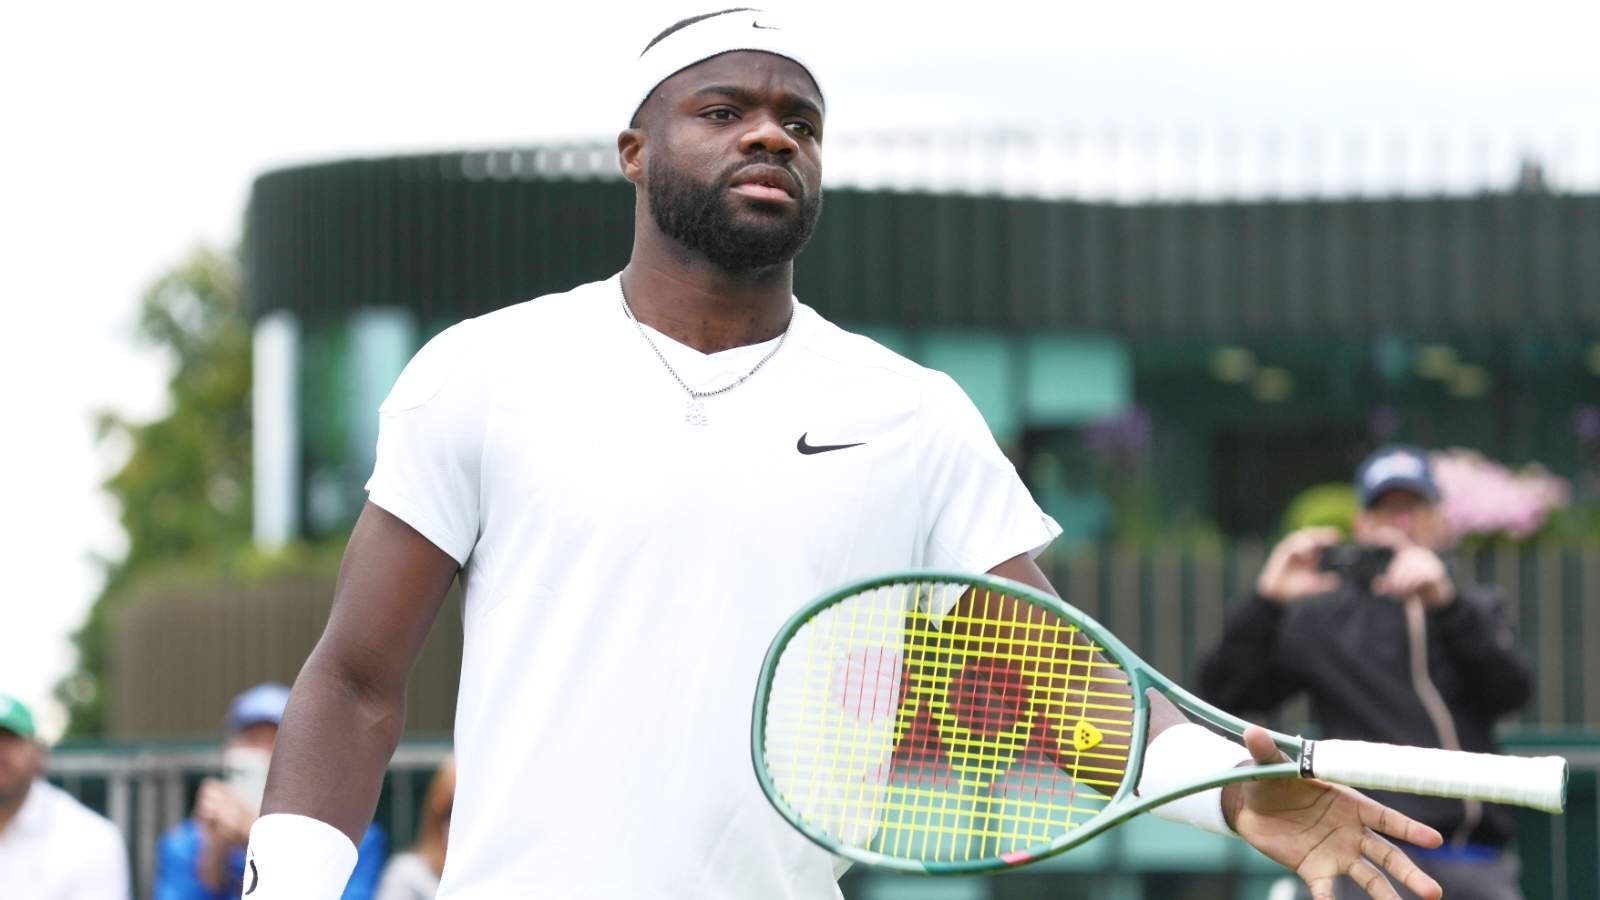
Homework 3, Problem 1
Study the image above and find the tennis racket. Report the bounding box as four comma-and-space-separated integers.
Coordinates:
750, 571, 1567, 874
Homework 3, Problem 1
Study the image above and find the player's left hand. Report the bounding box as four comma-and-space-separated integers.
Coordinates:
1223, 726, 1444, 900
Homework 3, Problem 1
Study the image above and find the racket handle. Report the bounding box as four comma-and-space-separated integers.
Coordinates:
1307, 739, 1567, 814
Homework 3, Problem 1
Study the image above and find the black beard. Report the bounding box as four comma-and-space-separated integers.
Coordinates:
647, 153, 822, 273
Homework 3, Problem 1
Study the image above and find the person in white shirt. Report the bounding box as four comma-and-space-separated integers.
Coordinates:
0, 692, 130, 899
375, 757, 453, 900
244, 9, 1446, 900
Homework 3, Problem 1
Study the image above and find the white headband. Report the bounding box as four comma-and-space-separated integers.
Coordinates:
627, 8, 825, 126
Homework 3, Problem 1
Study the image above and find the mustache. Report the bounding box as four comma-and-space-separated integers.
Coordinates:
720, 155, 804, 197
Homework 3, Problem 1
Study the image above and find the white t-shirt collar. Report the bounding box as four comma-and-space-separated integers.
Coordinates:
609, 275, 805, 387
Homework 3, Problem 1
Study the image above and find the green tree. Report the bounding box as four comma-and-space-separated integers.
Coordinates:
58, 247, 253, 735
1280, 483, 1357, 538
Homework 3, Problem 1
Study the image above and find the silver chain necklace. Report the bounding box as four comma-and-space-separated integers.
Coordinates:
618, 281, 794, 426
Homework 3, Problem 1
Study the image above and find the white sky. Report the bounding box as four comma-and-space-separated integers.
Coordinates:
3, 0, 1599, 741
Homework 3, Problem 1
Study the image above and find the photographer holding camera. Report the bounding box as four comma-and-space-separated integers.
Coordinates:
154, 684, 388, 900
1199, 445, 1533, 900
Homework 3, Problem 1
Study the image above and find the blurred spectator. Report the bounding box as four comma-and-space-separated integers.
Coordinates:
1199, 445, 1533, 900
153, 683, 387, 899
0, 692, 131, 898
376, 756, 455, 900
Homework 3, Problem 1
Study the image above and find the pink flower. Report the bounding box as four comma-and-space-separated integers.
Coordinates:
1430, 448, 1571, 541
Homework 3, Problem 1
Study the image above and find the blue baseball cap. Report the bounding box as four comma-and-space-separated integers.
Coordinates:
226, 683, 290, 734
1355, 445, 1439, 508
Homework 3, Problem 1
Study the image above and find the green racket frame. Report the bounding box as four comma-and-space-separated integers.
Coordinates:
750, 570, 1304, 875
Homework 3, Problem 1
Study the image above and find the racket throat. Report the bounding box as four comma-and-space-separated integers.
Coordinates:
1299, 740, 1317, 779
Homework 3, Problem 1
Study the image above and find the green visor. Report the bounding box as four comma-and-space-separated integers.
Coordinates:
0, 693, 36, 739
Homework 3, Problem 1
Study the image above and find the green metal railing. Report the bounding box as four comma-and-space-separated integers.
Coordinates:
49, 732, 1592, 900
47, 741, 451, 900
103, 542, 1600, 740
1031, 541, 1600, 730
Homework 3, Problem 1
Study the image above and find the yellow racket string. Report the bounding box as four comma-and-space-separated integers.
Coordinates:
764, 581, 1136, 863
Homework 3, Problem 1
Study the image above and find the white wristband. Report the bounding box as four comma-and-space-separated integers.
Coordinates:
1137, 723, 1252, 836
243, 813, 359, 899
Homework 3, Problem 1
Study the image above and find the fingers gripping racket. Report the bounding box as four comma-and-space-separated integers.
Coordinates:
750, 571, 1567, 874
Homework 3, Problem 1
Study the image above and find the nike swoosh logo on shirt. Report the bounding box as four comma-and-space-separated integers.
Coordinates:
245, 859, 259, 895
752, 21, 780, 29
797, 433, 866, 455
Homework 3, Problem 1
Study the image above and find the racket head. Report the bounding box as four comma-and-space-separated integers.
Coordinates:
751, 571, 1153, 873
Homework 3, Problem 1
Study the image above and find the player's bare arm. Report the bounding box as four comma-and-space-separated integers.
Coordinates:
260, 502, 458, 843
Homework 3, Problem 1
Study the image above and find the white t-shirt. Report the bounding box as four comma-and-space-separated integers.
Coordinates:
375, 851, 441, 900
367, 274, 1060, 899
0, 779, 130, 899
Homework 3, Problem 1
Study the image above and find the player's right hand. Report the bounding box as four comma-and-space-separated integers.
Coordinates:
1256, 527, 1342, 604
1226, 726, 1444, 900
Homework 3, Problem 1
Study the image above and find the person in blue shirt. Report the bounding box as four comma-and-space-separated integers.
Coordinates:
154, 683, 386, 899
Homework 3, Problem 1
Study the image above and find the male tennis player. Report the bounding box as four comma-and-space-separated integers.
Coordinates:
246, 9, 1445, 899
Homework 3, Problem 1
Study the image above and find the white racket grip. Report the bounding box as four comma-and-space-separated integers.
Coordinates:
1307, 739, 1567, 814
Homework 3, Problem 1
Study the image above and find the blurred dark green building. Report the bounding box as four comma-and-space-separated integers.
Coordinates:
245, 148, 1600, 549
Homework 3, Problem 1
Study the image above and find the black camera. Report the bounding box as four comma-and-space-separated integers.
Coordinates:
1317, 543, 1394, 587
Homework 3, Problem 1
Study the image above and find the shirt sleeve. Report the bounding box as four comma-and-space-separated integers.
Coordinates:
915, 371, 1061, 573
340, 825, 389, 900
375, 854, 435, 900
364, 320, 488, 566
75, 815, 132, 900
151, 822, 225, 900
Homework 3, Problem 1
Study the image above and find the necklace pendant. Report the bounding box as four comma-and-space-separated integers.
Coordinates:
685, 398, 709, 426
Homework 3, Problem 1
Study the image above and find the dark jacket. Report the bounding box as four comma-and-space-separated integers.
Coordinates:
1198, 580, 1533, 847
